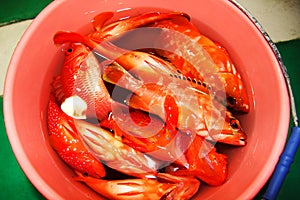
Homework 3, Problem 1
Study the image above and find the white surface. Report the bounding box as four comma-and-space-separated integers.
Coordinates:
0, 20, 32, 95
0, 0, 299, 95
237, 0, 300, 42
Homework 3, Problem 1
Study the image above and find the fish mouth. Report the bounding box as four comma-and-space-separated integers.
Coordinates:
223, 134, 247, 146
238, 137, 247, 146
206, 131, 247, 146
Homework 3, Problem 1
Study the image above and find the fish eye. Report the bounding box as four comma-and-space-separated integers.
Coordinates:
227, 96, 237, 106
66, 48, 73, 54
230, 118, 240, 130
83, 172, 89, 176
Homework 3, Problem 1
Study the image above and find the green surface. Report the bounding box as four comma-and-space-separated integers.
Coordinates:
0, 0, 52, 26
0, 39, 299, 199
0, 97, 45, 199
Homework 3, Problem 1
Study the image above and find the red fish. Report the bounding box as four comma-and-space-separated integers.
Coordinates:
52, 43, 112, 120
151, 16, 250, 113
47, 96, 106, 178
166, 135, 228, 186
